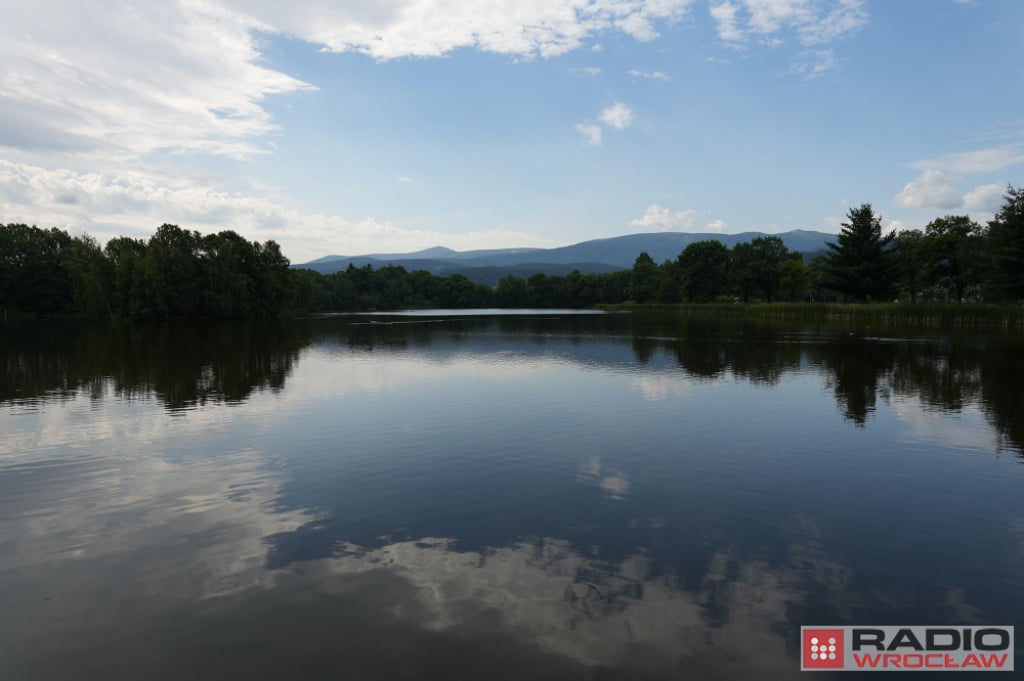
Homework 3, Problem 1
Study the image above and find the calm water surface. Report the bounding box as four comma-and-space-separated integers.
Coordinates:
1, 312, 1022, 680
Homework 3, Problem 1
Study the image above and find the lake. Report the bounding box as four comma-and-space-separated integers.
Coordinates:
1, 311, 1022, 679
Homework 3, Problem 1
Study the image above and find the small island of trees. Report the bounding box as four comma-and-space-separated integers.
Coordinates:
1, 186, 1022, 320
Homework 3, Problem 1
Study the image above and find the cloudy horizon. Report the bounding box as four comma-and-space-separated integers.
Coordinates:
1, 0, 1020, 262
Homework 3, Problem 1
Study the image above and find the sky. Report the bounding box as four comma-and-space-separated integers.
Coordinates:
1, 0, 1022, 263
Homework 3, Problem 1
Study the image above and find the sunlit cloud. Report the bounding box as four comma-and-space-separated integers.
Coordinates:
909, 146, 1024, 175
962, 183, 1006, 213
0, 1, 313, 160
791, 48, 836, 79
575, 123, 603, 147
630, 204, 696, 232
0, 2, 688, 165
599, 102, 634, 130
628, 69, 671, 81
894, 170, 961, 210
710, 1, 744, 43
229, 0, 697, 60
709, 0, 867, 74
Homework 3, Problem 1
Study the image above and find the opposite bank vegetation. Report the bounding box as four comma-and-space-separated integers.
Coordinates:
2, 186, 1023, 326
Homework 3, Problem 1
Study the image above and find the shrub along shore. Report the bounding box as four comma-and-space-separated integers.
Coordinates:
601, 302, 1024, 328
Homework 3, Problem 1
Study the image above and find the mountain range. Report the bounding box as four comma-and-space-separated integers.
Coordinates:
296, 230, 836, 286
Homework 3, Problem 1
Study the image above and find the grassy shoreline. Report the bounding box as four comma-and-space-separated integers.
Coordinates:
599, 302, 1024, 327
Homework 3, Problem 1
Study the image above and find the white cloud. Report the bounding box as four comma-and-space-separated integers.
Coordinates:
0, 160, 553, 262
791, 48, 836, 79
894, 170, 962, 210
577, 102, 633, 145
0, 1, 314, 160
824, 216, 843, 230
704, 219, 730, 232
628, 69, 671, 81
227, 0, 697, 60
0, 1, 697, 163
630, 204, 696, 231
963, 183, 1006, 213
909, 146, 1024, 174
575, 123, 603, 146
0, 0, 872, 172
571, 66, 603, 76
709, 0, 867, 48
709, 1, 744, 43
599, 102, 634, 130
397, 176, 413, 183
788, 0, 869, 46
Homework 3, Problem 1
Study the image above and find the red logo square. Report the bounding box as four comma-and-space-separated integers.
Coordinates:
802, 628, 844, 670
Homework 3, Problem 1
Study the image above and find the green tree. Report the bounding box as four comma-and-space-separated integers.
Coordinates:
924, 215, 983, 302
599, 270, 631, 303
562, 270, 599, 307
290, 269, 328, 312
892, 229, 928, 303
0, 224, 76, 315
627, 251, 658, 303
730, 242, 758, 302
653, 260, 683, 303
984, 186, 1024, 301
678, 240, 730, 302
201, 230, 257, 317
254, 239, 293, 316
732, 236, 790, 302
751, 236, 789, 301
496, 275, 529, 307
67, 235, 113, 317
142, 224, 203, 317
807, 255, 833, 301
104, 236, 149, 316
779, 256, 809, 302
527, 273, 555, 307
822, 204, 897, 302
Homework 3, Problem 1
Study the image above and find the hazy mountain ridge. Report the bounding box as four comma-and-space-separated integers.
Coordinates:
297, 229, 837, 281
307, 245, 544, 265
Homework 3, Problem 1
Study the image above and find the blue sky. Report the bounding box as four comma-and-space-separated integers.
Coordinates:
1, 0, 1021, 262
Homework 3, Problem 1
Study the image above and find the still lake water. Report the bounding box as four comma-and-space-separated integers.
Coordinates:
1, 311, 1022, 680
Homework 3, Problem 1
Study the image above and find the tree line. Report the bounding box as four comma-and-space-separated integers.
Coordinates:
2, 186, 1021, 318
0, 223, 294, 319
493, 186, 1023, 307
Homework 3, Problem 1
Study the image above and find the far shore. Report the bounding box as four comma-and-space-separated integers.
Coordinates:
600, 302, 1024, 328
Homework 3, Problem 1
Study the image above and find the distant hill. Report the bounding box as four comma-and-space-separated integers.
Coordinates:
297, 256, 621, 284
306, 245, 544, 266
296, 229, 837, 283
427, 262, 622, 287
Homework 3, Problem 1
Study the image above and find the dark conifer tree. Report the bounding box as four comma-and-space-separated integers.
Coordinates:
985, 185, 1024, 301
822, 204, 897, 302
